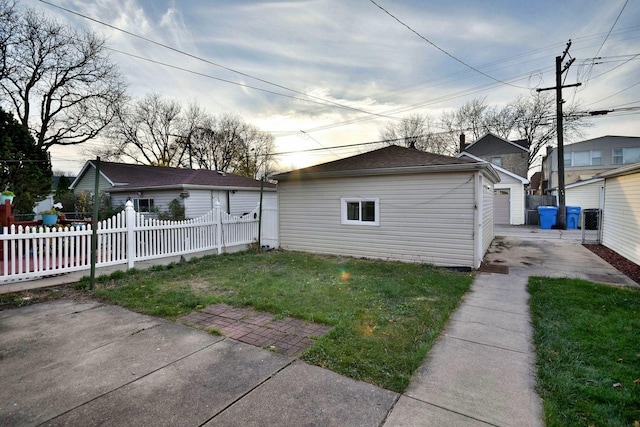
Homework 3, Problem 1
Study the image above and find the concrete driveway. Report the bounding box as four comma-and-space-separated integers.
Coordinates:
0, 301, 397, 426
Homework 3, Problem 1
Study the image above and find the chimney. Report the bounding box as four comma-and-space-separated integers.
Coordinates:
459, 133, 466, 153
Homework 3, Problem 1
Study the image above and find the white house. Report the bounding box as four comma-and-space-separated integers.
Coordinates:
70, 161, 276, 218
599, 162, 640, 266
272, 145, 500, 269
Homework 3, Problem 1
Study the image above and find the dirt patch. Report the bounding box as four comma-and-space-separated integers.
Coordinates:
583, 244, 640, 285
0, 284, 94, 311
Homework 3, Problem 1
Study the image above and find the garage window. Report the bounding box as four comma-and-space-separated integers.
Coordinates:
341, 198, 379, 226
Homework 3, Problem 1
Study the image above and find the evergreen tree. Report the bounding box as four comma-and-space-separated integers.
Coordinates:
0, 108, 53, 214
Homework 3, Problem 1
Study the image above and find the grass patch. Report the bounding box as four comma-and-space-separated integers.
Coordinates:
528, 277, 640, 426
89, 250, 472, 392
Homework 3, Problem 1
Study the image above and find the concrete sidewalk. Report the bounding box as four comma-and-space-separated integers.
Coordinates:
383, 227, 637, 426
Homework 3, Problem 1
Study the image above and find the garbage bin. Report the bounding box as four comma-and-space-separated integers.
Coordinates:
565, 206, 581, 229
583, 208, 600, 230
537, 206, 558, 230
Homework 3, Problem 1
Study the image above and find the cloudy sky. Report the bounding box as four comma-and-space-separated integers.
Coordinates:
21, 0, 640, 176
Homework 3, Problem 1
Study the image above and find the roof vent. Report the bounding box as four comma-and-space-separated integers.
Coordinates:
216, 171, 226, 176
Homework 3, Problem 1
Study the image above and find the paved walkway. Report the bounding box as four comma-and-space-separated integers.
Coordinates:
383, 225, 637, 426
180, 303, 332, 357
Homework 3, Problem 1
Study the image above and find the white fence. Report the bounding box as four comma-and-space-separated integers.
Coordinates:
0, 201, 278, 285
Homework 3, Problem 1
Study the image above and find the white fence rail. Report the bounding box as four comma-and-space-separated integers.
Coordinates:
1, 201, 278, 285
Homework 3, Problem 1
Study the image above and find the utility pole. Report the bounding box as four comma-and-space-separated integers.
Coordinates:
536, 40, 581, 229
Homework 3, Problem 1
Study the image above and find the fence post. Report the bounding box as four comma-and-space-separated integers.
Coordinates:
214, 200, 222, 254
126, 200, 136, 268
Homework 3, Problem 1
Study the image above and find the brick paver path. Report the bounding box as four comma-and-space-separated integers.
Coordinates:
179, 304, 332, 357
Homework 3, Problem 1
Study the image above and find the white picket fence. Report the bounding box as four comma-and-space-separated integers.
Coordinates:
0, 201, 278, 285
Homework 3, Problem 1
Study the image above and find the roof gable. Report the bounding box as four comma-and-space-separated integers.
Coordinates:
280, 145, 476, 174
464, 132, 529, 156
71, 161, 274, 191
273, 145, 500, 183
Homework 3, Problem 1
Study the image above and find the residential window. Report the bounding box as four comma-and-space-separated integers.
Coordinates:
341, 197, 379, 226
569, 150, 602, 167
134, 198, 154, 212
490, 157, 502, 167
612, 147, 640, 165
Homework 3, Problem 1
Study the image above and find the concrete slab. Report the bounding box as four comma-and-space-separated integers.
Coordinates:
404, 336, 540, 427
445, 312, 530, 354
0, 305, 222, 426
486, 236, 637, 287
0, 302, 161, 378
46, 340, 289, 426
384, 395, 495, 426
207, 361, 399, 427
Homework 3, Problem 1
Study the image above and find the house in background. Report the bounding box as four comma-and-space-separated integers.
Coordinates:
599, 162, 640, 266
273, 145, 500, 269
457, 133, 529, 225
70, 161, 276, 218
541, 135, 640, 192
541, 136, 640, 220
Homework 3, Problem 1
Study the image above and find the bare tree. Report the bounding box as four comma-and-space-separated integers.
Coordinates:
188, 114, 236, 171
506, 93, 590, 169
232, 122, 275, 179
0, 6, 126, 150
379, 113, 454, 155
440, 98, 492, 149
439, 94, 590, 170
0, 0, 17, 81
107, 93, 186, 166
106, 98, 276, 176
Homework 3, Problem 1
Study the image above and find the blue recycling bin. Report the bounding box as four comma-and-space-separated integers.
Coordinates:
566, 206, 581, 229
537, 206, 558, 230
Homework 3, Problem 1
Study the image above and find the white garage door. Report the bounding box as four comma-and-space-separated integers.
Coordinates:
494, 189, 510, 224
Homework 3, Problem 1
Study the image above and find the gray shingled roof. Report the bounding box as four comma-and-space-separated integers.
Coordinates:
90, 161, 275, 190
273, 145, 479, 179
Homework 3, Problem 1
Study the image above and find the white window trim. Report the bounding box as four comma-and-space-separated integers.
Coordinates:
341, 197, 380, 226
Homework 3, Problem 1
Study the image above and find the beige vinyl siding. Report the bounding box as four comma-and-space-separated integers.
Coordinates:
73, 168, 111, 193
566, 181, 603, 209
278, 172, 477, 267
230, 190, 275, 216
482, 177, 494, 260
602, 172, 640, 265
185, 190, 225, 218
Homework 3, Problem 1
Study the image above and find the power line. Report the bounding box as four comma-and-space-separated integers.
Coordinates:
583, 0, 631, 86
369, 0, 528, 90
594, 0, 629, 59
37, 0, 405, 123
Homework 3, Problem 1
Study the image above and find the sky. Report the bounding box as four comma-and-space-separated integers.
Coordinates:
18, 0, 640, 177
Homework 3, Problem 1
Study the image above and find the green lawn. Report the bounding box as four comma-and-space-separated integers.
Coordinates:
85, 250, 473, 392
528, 277, 640, 427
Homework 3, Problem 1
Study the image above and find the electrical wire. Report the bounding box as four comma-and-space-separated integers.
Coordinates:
369, 0, 528, 90
37, 0, 408, 123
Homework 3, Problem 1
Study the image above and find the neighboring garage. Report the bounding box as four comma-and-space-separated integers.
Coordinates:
458, 152, 528, 225
599, 163, 640, 266
272, 145, 500, 269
